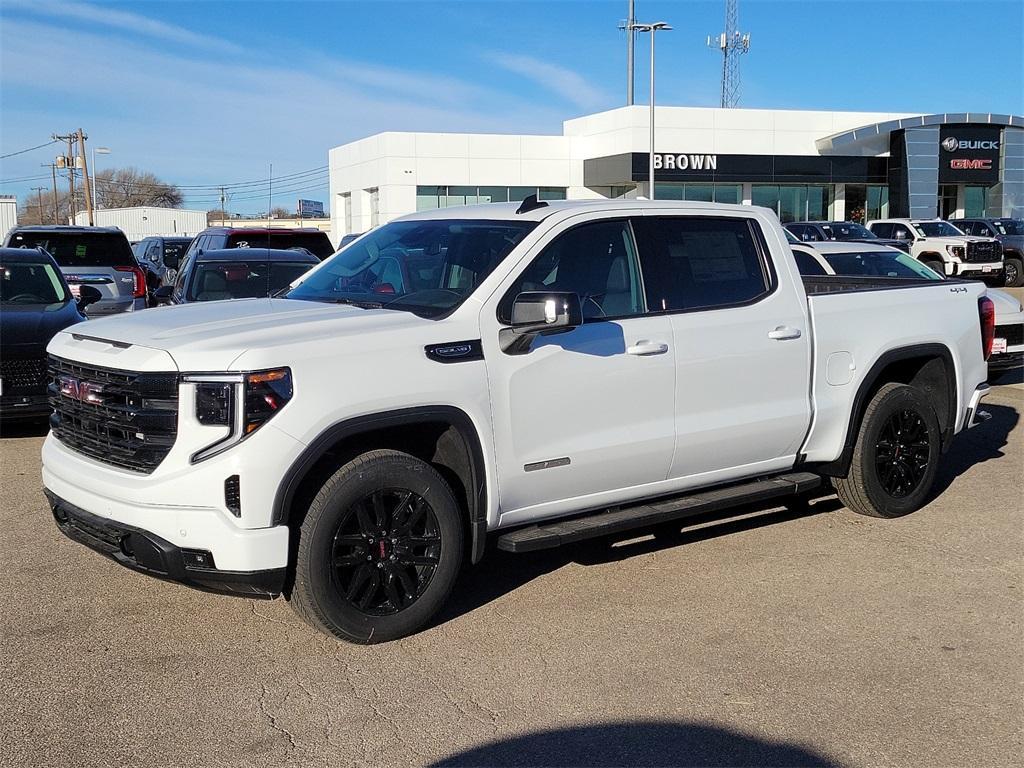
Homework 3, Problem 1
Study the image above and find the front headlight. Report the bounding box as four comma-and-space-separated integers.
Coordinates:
185, 368, 293, 462
946, 244, 966, 259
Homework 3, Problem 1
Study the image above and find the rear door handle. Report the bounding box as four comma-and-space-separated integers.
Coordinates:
767, 326, 802, 341
627, 340, 670, 356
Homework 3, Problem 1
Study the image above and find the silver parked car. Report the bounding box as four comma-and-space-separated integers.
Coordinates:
4, 226, 146, 316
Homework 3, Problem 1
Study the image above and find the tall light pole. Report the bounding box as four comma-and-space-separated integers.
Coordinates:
631, 21, 672, 199
92, 147, 110, 210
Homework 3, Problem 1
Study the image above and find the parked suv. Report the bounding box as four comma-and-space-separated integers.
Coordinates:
949, 218, 1024, 287
866, 218, 1002, 281
153, 248, 318, 304
3, 226, 146, 315
133, 236, 194, 298
43, 199, 993, 643
785, 221, 911, 253
185, 227, 334, 260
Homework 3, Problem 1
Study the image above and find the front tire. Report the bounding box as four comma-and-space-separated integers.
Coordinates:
289, 450, 464, 643
835, 383, 941, 518
1003, 255, 1023, 287
921, 258, 946, 278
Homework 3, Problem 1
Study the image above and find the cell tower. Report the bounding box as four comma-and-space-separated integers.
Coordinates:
707, 0, 751, 108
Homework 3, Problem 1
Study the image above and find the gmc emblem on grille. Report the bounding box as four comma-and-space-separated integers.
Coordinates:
58, 375, 104, 404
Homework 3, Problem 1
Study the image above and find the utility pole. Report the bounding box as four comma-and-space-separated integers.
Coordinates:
31, 187, 47, 224
54, 133, 77, 222
220, 187, 226, 225
43, 163, 59, 222
76, 129, 94, 226
707, 0, 751, 108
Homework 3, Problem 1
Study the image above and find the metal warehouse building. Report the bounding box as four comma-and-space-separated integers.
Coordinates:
328, 106, 1023, 237
72, 206, 207, 241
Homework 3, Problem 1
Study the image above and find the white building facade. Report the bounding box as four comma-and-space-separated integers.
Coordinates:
329, 106, 1024, 240
72, 206, 207, 241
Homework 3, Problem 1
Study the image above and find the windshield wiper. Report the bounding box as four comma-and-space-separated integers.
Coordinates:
325, 297, 383, 309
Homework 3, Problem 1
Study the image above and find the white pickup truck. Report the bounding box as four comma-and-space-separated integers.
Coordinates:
866, 218, 1003, 280
43, 199, 996, 643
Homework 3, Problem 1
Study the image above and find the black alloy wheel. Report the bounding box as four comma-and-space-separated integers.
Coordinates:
1004, 257, 1022, 287
873, 409, 931, 498
331, 489, 441, 615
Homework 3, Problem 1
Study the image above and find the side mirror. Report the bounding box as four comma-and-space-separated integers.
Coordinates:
893, 231, 908, 240
500, 291, 583, 354
76, 285, 102, 311
152, 285, 174, 304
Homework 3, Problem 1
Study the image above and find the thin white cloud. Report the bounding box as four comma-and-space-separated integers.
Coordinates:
488, 52, 608, 110
7, 0, 244, 53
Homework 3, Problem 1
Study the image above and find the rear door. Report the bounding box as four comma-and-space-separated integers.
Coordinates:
633, 213, 813, 486
5, 230, 139, 316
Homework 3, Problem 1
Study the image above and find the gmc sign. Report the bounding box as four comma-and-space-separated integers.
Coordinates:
938, 125, 1001, 183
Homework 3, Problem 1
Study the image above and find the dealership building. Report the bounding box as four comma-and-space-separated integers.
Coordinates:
328, 106, 1023, 239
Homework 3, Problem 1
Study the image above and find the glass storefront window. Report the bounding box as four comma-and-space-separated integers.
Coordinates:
751, 184, 832, 222
415, 186, 566, 209
865, 185, 888, 222
713, 185, 742, 204
477, 186, 508, 204
965, 187, 988, 217
654, 183, 742, 203
538, 187, 567, 201
508, 187, 537, 203
416, 185, 443, 211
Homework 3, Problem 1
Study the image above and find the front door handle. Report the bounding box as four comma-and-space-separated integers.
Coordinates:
627, 340, 670, 356
767, 326, 802, 341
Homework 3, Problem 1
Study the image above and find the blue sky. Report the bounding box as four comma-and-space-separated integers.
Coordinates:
2, 0, 1022, 213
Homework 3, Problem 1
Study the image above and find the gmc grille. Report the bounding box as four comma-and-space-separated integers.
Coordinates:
1, 356, 48, 393
48, 356, 179, 474
965, 240, 1002, 263
995, 324, 1023, 347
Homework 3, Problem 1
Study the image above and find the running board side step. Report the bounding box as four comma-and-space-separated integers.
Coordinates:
496, 472, 822, 553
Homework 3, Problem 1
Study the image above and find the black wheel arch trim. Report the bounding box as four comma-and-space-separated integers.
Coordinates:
272, 405, 489, 563
815, 343, 957, 477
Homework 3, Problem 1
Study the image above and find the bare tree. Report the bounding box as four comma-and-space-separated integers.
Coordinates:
269, 206, 292, 220
94, 167, 183, 209
207, 208, 231, 224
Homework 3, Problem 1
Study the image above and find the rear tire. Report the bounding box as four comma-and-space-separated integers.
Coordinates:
835, 383, 941, 518
289, 449, 463, 644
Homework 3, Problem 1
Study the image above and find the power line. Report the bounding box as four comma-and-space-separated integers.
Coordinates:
0, 139, 61, 160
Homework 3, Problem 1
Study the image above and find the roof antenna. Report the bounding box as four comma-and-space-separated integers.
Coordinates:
516, 194, 548, 215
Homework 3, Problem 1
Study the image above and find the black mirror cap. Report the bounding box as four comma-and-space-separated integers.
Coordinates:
76, 285, 103, 309
152, 285, 174, 303
510, 291, 583, 329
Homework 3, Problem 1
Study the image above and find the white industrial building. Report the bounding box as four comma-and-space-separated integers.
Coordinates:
72, 206, 207, 241
329, 105, 1023, 237
0, 195, 18, 236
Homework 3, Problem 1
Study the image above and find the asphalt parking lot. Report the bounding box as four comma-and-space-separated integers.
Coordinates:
1, 374, 1021, 768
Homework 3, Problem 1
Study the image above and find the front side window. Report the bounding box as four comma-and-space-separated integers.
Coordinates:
633, 217, 771, 312
823, 251, 942, 280
993, 219, 1024, 236
0, 261, 67, 304
892, 224, 913, 240
287, 219, 535, 317
870, 222, 894, 238
913, 221, 964, 237
499, 219, 645, 322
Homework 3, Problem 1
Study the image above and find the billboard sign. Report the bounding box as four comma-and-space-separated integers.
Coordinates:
297, 199, 325, 217
938, 126, 1001, 184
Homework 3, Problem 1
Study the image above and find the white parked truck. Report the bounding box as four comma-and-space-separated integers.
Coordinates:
44, 199, 996, 642
866, 218, 1002, 280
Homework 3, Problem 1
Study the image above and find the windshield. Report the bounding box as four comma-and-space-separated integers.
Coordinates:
823, 250, 942, 280
783, 229, 800, 244
827, 222, 876, 240
7, 231, 135, 267
225, 232, 333, 259
913, 221, 964, 238
189, 261, 315, 301
993, 219, 1024, 236
0, 261, 68, 304
285, 219, 536, 316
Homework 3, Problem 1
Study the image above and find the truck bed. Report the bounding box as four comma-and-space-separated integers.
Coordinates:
801, 275, 947, 295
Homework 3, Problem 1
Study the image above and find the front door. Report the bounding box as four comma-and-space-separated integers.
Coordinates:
632, 214, 813, 486
481, 216, 676, 525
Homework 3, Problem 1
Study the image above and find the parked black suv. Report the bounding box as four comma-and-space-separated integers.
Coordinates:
785, 221, 912, 254
184, 227, 334, 261
133, 236, 194, 302
949, 218, 1024, 287
3, 226, 146, 315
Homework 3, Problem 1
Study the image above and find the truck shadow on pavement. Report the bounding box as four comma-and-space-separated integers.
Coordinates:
441, 400, 1019, 629
429, 720, 838, 767
931, 401, 1018, 496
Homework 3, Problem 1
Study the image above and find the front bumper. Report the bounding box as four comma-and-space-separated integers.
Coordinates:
0, 393, 50, 419
46, 490, 286, 598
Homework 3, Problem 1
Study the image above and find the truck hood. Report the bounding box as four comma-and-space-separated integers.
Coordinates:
988, 288, 1024, 321
48, 298, 435, 371
925, 236, 999, 247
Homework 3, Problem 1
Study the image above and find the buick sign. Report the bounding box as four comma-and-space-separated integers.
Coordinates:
942, 136, 999, 152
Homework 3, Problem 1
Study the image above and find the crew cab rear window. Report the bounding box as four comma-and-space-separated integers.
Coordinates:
633, 217, 772, 312
7, 231, 135, 267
